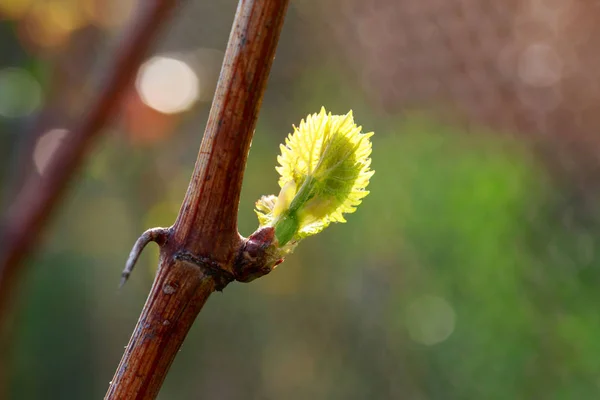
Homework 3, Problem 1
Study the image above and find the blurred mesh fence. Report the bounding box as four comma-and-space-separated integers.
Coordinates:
2, 0, 600, 399
323, 0, 600, 199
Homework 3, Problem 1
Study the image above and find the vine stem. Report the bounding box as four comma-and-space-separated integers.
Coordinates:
104, 1, 290, 399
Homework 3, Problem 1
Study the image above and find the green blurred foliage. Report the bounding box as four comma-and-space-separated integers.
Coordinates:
8, 70, 600, 400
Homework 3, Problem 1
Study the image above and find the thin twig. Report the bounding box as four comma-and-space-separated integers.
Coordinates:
120, 227, 170, 288
0, 0, 183, 319
105, 1, 290, 398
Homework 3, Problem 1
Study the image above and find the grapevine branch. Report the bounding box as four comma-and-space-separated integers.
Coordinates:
104, 1, 290, 398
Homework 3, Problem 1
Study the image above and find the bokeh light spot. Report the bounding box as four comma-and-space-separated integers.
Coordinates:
518, 43, 563, 87
83, 0, 135, 30
0, 0, 34, 19
33, 129, 69, 174
42, 1, 86, 31
405, 295, 456, 346
18, 1, 83, 50
136, 56, 200, 115
0, 68, 42, 118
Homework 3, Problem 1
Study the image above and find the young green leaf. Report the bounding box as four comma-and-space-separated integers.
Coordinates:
255, 107, 374, 258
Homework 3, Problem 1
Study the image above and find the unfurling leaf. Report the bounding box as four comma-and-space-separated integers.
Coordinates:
254, 107, 374, 263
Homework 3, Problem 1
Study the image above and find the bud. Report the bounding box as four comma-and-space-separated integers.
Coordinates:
255, 107, 374, 258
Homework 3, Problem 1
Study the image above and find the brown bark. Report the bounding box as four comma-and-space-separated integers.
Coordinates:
105, 1, 290, 398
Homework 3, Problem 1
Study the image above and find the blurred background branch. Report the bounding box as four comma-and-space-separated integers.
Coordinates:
0, 0, 182, 319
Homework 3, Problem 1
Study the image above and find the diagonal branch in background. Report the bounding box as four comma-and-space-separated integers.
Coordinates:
2, 26, 104, 212
0, 0, 184, 319
105, 0, 290, 398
